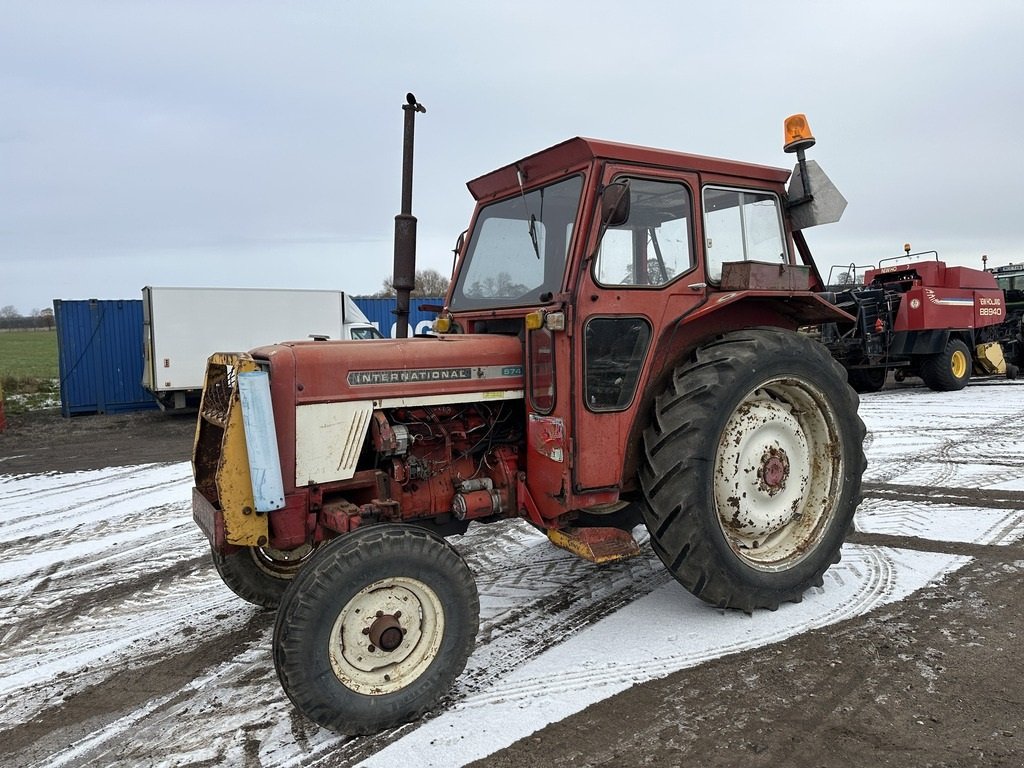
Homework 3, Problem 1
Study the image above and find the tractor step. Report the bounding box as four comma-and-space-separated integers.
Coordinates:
546, 526, 641, 564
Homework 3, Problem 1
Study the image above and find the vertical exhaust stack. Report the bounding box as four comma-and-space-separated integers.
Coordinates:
393, 93, 426, 339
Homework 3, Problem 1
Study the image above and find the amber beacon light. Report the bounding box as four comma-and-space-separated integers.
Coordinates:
783, 113, 816, 153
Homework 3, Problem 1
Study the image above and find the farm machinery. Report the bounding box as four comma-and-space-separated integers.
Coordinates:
990, 261, 1024, 325
191, 109, 866, 734
816, 247, 1022, 392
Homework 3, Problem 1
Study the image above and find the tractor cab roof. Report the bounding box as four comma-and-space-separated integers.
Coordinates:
466, 136, 791, 202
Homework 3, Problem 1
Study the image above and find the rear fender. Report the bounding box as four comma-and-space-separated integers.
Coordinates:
684, 291, 855, 328
618, 294, 853, 490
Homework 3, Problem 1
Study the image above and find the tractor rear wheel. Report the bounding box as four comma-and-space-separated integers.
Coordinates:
640, 329, 865, 612
920, 338, 972, 391
212, 543, 317, 609
273, 524, 479, 734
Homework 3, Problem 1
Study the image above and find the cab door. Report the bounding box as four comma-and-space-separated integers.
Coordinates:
570, 169, 705, 494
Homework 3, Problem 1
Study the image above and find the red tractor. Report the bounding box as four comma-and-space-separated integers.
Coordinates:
820, 247, 1017, 392
191, 113, 866, 734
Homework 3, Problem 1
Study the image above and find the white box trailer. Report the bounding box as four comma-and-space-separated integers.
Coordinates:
141, 286, 381, 409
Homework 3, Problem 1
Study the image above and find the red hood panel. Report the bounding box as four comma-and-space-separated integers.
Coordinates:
255, 335, 525, 405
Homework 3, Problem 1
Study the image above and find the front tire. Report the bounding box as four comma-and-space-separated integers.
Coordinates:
640, 329, 865, 612
920, 338, 971, 391
273, 525, 479, 735
212, 543, 317, 609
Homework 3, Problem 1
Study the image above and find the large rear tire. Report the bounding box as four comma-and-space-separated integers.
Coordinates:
273, 524, 479, 735
920, 338, 971, 391
212, 543, 317, 609
640, 329, 865, 612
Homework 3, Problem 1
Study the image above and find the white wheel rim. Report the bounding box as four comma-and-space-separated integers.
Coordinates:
713, 377, 843, 570
329, 576, 444, 695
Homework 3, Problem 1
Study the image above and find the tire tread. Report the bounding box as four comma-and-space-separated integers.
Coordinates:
273, 525, 479, 735
640, 329, 866, 612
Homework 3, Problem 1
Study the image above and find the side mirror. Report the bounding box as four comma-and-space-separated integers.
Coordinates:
451, 229, 467, 277
601, 181, 630, 228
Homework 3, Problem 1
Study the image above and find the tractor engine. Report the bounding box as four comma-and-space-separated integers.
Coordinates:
366, 402, 522, 524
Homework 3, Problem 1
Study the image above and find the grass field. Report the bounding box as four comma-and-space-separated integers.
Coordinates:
0, 329, 59, 412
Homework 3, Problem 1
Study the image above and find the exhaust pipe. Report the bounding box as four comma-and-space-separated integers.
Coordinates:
393, 92, 426, 338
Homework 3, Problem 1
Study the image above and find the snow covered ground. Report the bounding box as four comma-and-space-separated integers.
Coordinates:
1, 380, 1022, 767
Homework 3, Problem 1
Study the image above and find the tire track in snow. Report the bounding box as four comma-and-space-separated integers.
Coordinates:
0, 609, 274, 761
857, 383, 1023, 487
0, 472, 192, 541
324, 544, 673, 766
1, 518, 671, 767
270, 542, 905, 767
0, 503, 193, 579
0, 465, 160, 502
863, 483, 1024, 510
449, 545, 901, 711
0, 562, 245, 724
0, 554, 207, 648
5, 384, 1024, 767
0, 500, 976, 767
0, 523, 201, 623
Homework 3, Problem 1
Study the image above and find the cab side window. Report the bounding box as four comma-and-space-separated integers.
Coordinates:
703, 187, 786, 283
595, 178, 693, 287
584, 316, 652, 411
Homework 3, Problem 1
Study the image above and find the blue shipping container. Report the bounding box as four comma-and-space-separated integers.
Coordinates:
54, 299, 158, 416
353, 297, 445, 338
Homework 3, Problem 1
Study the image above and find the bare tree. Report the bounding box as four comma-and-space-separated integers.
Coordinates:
464, 271, 529, 299
0, 305, 22, 330
375, 268, 450, 298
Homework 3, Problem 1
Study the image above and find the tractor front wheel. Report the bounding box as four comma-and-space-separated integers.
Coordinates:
640, 329, 866, 612
212, 543, 318, 609
273, 524, 479, 735
920, 338, 972, 391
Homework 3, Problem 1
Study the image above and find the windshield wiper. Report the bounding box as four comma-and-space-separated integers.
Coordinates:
517, 164, 542, 259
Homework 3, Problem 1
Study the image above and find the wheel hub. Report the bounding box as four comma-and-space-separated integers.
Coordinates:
367, 612, 404, 652
758, 447, 790, 496
716, 395, 809, 543
951, 349, 968, 378
710, 379, 843, 569
329, 577, 444, 695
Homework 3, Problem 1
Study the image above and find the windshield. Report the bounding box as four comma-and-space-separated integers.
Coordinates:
995, 273, 1023, 291
350, 326, 383, 340
450, 175, 584, 310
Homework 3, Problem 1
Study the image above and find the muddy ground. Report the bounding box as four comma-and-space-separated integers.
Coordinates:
0, 408, 197, 474
1, 408, 1022, 767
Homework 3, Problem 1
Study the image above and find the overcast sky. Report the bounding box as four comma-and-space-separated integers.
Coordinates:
2, 1, 1022, 314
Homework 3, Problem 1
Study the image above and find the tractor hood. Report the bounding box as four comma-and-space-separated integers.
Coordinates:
253, 334, 525, 406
